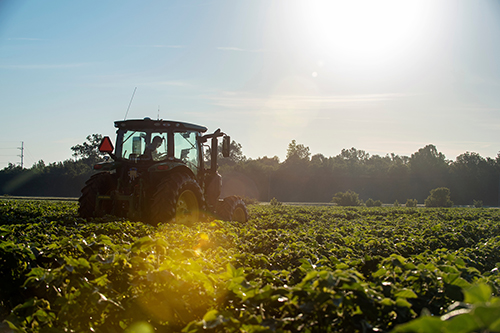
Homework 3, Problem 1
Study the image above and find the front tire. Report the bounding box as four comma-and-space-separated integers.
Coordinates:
78, 172, 116, 219
217, 196, 248, 222
151, 173, 205, 226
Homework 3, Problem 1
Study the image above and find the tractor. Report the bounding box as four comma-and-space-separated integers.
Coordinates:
78, 117, 248, 225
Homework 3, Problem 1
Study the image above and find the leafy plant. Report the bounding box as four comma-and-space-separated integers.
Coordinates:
366, 198, 383, 207
2, 200, 500, 332
331, 190, 363, 206
269, 197, 282, 207
393, 284, 500, 333
241, 196, 259, 205
405, 199, 418, 207
425, 187, 454, 207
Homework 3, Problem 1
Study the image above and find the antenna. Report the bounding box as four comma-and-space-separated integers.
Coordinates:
157, 105, 160, 120
124, 87, 137, 120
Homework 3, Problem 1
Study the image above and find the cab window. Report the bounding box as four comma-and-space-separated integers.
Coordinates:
121, 131, 145, 160
121, 131, 168, 161
174, 131, 199, 173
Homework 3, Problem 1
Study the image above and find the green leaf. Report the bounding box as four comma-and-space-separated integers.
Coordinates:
224, 263, 244, 279
372, 268, 387, 278
97, 234, 114, 245
92, 274, 110, 287
454, 257, 466, 268
131, 236, 153, 252
464, 284, 492, 304
451, 277, 471, 289
302, 270, 318, 283
380, 298, 395, 306
473, 304, 500, 328
395, 289, 418, 299
393, 316, 443, 332
124, 321, 155, 333
440, 265, 459, 274
396, 297, 413, 308
202, 310, 224, 329
336, 263, 349, 270
442, 310, 477, 333
77, 257, 91, 270
489, 316, 500, 331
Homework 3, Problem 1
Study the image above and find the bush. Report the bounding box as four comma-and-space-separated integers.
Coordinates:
331, 190, 363, 206
269, 197, 283, 207
242, 196, 259, 205
473, 200, 483, 208
366, 198, 382, 207
405, 199, 418, 207
393, 200, 400, 207
424, 187, 453, 207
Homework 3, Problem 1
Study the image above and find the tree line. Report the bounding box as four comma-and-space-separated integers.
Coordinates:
218, 140, 500, 206
0, 135, 105, 198
1, 135, 499, 206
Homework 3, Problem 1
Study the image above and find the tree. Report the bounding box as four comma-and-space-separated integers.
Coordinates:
449, 151, 497, 205
333, 148, 371, 177
221, 140, 246, 163
286, 140, 310, 161
331, 190, 363, 206
71, 134, 106, 165
206, 140, 246, 167
424, 187, 453, 207
31, 160, 46, 173
339, 147, 369, 161
409, 144, 448, 175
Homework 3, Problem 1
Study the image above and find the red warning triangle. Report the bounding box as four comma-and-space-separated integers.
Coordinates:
98, 136, 114, 153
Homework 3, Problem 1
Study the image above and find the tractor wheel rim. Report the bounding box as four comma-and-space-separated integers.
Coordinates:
176, 190, 199, 224
232, 206, 246, 222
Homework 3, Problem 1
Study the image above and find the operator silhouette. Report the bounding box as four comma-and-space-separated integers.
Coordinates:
143, 136, 165, 161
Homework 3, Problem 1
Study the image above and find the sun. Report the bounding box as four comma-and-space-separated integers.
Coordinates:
292, 0, 435, 68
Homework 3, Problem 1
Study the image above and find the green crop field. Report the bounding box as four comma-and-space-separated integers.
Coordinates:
1, 200, 500, 332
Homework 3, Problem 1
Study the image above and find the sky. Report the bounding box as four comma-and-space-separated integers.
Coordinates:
1, 0, 500, 168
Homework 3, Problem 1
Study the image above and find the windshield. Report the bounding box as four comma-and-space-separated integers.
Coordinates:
121, 131, 168, 161
118, 129, 201, 174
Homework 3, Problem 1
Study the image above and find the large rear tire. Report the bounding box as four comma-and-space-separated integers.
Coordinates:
216, 196, 248, 222
78, 172, 116, 219
150, 173, 205, 226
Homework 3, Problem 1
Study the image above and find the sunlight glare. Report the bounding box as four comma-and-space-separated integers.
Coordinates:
295, 0, 434, 67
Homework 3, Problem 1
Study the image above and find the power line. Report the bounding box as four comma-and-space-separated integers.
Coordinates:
0, 142, 25, 168
24, 147, 36, 167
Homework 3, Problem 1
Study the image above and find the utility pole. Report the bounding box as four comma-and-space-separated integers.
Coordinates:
18, 141, 24, 168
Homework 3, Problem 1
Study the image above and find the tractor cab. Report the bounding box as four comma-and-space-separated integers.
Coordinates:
114, 118, 206, 174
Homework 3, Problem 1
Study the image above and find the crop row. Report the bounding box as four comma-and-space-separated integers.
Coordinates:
1, 200, 500, 332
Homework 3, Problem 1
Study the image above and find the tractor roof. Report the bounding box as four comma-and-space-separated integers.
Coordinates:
115, 118, 208, 133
